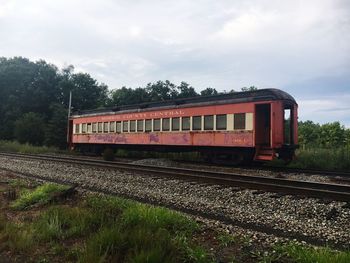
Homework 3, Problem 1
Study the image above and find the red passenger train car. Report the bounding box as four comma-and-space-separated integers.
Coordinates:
68, 89, 298, 163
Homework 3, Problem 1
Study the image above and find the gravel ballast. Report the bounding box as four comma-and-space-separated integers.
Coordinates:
0, 156, 349, 249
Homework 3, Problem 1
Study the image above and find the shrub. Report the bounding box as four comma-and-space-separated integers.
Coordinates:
14, 112, 46, 146
102, 148, 115, 161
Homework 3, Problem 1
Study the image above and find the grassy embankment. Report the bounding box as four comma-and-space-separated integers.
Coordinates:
1, 181, 208, 262
0, 180, 349, 262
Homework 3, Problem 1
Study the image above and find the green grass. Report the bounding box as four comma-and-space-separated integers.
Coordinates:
11, 183, 70, 210
79, 196, 201, 263
217, 232, 239, 247
0, 140, 61, 154
288, 147, 350, 171
120, 203, 198, 233
0, 216, 36, 252
5, 190, 210, 262
276, 243, 350, 263
34, 206, 96, 241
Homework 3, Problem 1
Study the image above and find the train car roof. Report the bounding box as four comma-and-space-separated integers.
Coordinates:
71, 88, 296, 117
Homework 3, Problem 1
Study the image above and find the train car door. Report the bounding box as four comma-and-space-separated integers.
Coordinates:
255, 104, 271, 147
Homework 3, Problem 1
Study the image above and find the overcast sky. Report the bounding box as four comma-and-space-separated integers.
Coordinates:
1, 0, 349, 126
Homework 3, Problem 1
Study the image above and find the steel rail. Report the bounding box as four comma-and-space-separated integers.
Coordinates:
256, 165, 350, 177
1, 152, 350, 201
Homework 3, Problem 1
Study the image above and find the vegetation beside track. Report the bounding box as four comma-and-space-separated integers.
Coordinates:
0, 140, 61, 154
273, 147, 350, 171
1, 176, 349, 262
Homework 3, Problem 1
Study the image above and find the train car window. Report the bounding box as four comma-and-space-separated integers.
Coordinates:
145, 119, 152, 132
192, 116, 202, 130
98, 122, 103, 133
284, 108, 291, 144
92, 123, 97, 133
153, 119, 161, 131
130, 120, 136, 132
137, 120, 144, 132
103, 122, 109, 133
75, 124, 80, 134
204, 115, 214, 130
123, 121, 129, 132
82, 123, 87, 133
172, 117, 180, 131
116, 121, 121, 133
110, 122, 116, 132
234, 113, 246, 130
87, 123, 92, 133
162, 118, 170, 131
216, 115, 227, 130
182, 117, 190, 130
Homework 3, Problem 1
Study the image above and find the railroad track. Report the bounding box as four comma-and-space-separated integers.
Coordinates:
255, 165, 350, 178
0, 152, 350, 202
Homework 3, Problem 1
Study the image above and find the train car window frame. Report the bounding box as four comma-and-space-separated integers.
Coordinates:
75, 124, 80, 134
130, 120, 136, 132
181, 117, 190, 131
109, 121, 116, 132
103, 122, 109, 133
137, 119, 144, 132
82, 123, 87, 133
123, 121, 129, 133
92, 123, 97, 133
172, 117, 180, 131
145, 119, 152, 132
98, 122, 103, 133
216, 115, 227, 130
204, 115, 214, 130
234, 113, 246, 130
153, 119, 161, 131
116, 121, 121, 133
162, 118, 170, 131
192, 116, 202, 131
87, 123, 92, 133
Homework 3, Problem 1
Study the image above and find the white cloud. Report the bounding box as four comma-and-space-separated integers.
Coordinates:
298, 94, 350, 127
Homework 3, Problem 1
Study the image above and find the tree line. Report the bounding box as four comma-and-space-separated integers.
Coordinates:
298, 121, 350, 149
0, 57, 349, 150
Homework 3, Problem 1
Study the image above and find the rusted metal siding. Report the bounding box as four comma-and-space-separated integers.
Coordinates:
72, 131, 254, 147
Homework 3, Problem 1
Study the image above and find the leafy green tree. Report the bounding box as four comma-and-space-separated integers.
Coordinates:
176, 82, 198, 98
298, 121, 321, 148
0, 57, 40, 139
241, 86, 258, 91
200, 87, 218, 96
146, 80, 178, 101
319, 122, 345, 148
111, 86, 149, 106
0, 57, 109, 147
14, 112, 45, 145
45, 104, 68, 148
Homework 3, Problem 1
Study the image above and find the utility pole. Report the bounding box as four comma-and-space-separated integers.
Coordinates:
67, 91, 72, 144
